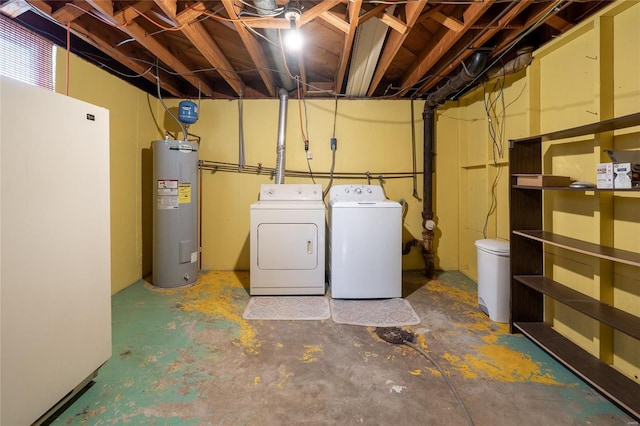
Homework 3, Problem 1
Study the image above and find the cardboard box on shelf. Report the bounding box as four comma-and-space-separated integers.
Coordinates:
597, 163, 614, 189
613, 163, 632, 188
515, 174, 571, 187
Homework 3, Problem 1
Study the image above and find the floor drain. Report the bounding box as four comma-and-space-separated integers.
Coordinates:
375, 327, 415, 344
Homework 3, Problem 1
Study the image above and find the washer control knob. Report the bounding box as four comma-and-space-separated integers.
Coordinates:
355, 188, 362, 194
367, 188, 372, 193
344, 188, 349, 193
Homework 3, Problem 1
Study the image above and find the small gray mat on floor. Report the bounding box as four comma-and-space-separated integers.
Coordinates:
243, 296, 331, 321
330, 298, 421, 327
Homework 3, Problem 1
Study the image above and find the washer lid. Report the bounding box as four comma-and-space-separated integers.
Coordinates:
474, 239, 510, 255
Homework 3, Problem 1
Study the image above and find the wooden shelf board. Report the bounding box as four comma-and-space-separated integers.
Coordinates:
514, 322, 640, 419
514, 275, 640, 340
513, 185, 640, 191
513, 230, 640, 267
511, 112, 640, 144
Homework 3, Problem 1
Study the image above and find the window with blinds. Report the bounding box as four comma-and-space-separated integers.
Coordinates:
0, 14, 54, 90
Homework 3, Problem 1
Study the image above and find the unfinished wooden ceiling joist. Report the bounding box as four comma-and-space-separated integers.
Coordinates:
5, 0, 612, 99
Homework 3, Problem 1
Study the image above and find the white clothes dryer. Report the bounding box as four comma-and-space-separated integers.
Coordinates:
328, 184, 402, 299
250, 184, 325, 295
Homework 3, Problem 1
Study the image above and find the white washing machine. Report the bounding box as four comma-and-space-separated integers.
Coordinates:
250, 184, 325, 295
328, 184, 402, 299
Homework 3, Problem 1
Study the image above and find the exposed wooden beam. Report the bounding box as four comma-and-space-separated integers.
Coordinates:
358, 4, 388, 25
545, 14, 573, 32
319, 10, 350, 33
107, 4, 215, 96
306, 81, 334, 96
398, 0, 496, 97
367, 0, 427, 96
298, 0, 342, 26
241, 0, 341, 29
430, 10, 464, 32
112, 1, 154, 26
417, 0, 533, 95
335, 0, 361, 93
176, 1, 206, 24
26, 0, 185, 96
221, 0, 276, 97
148, 0, 240, 96
85, 0, 112, 17
379, 12, 407, 35
242, 18, 290, 29
297, 50, 307, 96
492, 2, 563, 58
52, 0, 91, 24
25, 0, 51, 14
416, 5, 445, 25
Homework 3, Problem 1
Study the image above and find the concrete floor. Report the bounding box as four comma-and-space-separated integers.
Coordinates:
48, 270, 635, 425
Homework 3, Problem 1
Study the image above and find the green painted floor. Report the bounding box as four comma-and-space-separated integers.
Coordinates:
48, 270, 635, 425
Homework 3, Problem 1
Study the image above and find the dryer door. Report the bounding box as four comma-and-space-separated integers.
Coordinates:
256, 223, 318, 270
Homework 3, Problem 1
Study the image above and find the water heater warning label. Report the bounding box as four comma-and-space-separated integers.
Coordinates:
178, 183, 191, 204
157, 180, 178, 209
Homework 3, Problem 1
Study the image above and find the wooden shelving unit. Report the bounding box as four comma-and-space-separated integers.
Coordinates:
509, 112, 640, 419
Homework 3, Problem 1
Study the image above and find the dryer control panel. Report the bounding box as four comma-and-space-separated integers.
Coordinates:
329, 184, 386, 202
259, 184, 322, 201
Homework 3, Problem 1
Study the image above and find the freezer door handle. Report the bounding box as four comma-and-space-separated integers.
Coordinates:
307, 240, 313, 254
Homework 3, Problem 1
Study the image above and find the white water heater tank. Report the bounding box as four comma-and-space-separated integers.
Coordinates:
152, 139, 199, 287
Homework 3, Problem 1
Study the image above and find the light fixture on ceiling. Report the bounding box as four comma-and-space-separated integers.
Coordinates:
283, 3, 303, 52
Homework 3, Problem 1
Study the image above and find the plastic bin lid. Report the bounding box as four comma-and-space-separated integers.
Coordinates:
474, 239, 510, 255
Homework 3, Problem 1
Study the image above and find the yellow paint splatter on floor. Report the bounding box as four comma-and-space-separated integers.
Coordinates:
276, 364, 293, 389
253, 376, 260, 385
426, 279, 477, 308
463, 345, 560, 385
440, 318, 562, 384
159, 271, 259, 353
301, 344, 322, 363
409, 369, 422, 376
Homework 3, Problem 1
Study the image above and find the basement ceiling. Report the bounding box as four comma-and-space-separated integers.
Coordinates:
4, 0, 611, 99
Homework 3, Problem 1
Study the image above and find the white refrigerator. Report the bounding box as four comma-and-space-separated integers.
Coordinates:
0, 76, 112, 425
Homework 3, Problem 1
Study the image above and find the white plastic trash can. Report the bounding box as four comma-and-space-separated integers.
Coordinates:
475, 239, 510, 323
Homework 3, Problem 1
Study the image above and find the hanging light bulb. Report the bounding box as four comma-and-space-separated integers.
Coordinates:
283, 3, 303, 51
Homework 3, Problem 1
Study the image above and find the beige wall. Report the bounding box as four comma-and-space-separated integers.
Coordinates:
441, 0, 639, 383
55, 52, 442, 292
55, 50, 162, 294
177, 98, 428, 271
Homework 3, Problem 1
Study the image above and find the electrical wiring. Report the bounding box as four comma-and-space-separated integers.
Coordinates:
236, 0, 284, 15
481, 67, 506, 239
130, 6, 185, 31
65, 2, 129, 29
322, 96, 339, 200
483, 72, 506, 163
20, 8, 408, 101
155, 60, 187, 140
297, 79, 317, 183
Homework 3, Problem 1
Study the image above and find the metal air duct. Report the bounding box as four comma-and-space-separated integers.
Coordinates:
275, 88, 288, 183
485, 47, 533, 81
253, 0, 297, 92
421, 51, 489, 278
